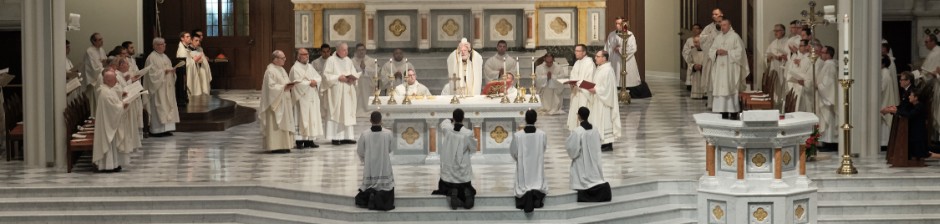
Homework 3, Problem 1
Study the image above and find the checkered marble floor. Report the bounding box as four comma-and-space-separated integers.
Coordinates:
1, 72, 937, 197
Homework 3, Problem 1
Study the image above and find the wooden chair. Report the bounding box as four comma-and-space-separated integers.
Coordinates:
783, 89, 797, 113
65, 96, 94, 173
765, 71, 778, 108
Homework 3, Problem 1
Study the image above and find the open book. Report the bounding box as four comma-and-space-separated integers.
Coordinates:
343, 74, 358, 82
556, 79, 595, 89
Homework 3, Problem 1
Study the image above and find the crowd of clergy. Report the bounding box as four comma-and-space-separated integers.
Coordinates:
879, 33, 940, 163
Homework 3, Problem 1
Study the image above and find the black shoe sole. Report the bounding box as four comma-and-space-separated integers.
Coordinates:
332, 140, 342, 145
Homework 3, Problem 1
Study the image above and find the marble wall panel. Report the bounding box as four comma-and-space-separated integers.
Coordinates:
377, 10, 418, 49
396, 121, 426, 150
429, 10, 473, 49
537, 8, 576, 46
323, 9, 362, 45
748, 203, 774, 224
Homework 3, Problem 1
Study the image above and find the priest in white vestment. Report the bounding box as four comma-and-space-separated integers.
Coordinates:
766, 24, 790, 108
786, 21, 802, 57
606, 17, 625, 85
608, 24, 641, 93
566, 107, 611, 202
590, 51, 622, 151
323, 43, 361, 145
354, 112, 396, 211
509, 110, 547, 213
313, 44, 332, 119
115, 57, 144, 152
682, 24, 702, 93
880, 56, 900, 147
684, 36, 708, 99
815, 46, 838, 145
143, 37, 180, 136
380, 49, 415, 94
83, 33, 108, 115
483, 40, 518, 83
259, 50, 297, 154
394, 69, 432, 97
93, 70, 130, 172
186, 36, 212, 96
566, 44, 596, 130
535, 53, 568, 114
445, 38, 484, 96
919, 34, 940, 137
699, 9, 724, 102
290, 48, 323, 149
785, 40, 814, 112
433, 109, 477, 210
352, 43, 377, 117
708, 19, 749, 119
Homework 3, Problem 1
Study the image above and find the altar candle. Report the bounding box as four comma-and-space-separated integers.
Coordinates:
515, 58, 520, 86
842, 14, 849, 53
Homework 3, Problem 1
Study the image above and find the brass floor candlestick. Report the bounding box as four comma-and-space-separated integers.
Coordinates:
836, 52, 857, 175
617, 22, 632, 104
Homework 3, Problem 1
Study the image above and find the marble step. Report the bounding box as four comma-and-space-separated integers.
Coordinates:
814, 176, 940, 188
564, 204, 696, 224
819, 199, 940, 215
0, 191, 693, 222
817, 186, 940, 201
817, 214, 940, 224
0, 209, 343, 224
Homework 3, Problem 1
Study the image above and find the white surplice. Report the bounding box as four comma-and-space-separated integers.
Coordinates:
786, 52, 814, 112
815, 59, 838, 143
535, 62, 568, 114
880, 67, 900, 146
509, 127, 548, 197
438, 120, 477, 184
766, 37, 790, 107
259, 63, 296, 151
566, 124, 606, 190
357, 127, 396, 191
289, 61, 324, 140
446, 50, 484, 96
590, 63, 622, 144
83, 46, 107, 115
708, 28, 749, 113
683, 39, 708, 99
186, 49, 212, 96
566, 57, 596, 130
608, 31, 640, 88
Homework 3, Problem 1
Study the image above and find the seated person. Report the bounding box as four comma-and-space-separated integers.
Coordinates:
566, 107, 612, 202
394, 69, 432, 97
481, 72, 518, 97
510, 109, 548, 213
354, 112, 396, 211
432, 109, 477, 210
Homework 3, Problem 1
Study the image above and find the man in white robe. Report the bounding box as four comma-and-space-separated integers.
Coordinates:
590, 51, 622, 151
313, 44, 332, 119
607, 20, 642, 97
483, 40, 518, 83
186, 36, 212, 96
684, 36, 708, 99
606, 17, 625, 85
115, 56, 144, 152
290, 48, 323, 149
918, 34, 940, 138
83, 33, 107, 115
323, 43, 361, 145
259, 50, 297, 154
535, 53, 568, 114
566, 44, 596, 130
354, 112, 396, 211
352, 43, 377, 117
815, 46, 838, 146
708, 19, 749, 120
122, 41, 140, 72
433, 109, 477, 210
379, 49, 415, 95
445, 38, 484, 96
566, 107, 611, 202
786, 21, 802, 56
766, 24, 790, 108
394, 69, 432, 96
510, 110, 547, 213
144, 37, 180, 137
699, 9, 724, 104
93, 70, 130, 172
681, 24, 703, 90
174, 32, 192, 106
880, 56, 900, 148
786, 40, 814, 112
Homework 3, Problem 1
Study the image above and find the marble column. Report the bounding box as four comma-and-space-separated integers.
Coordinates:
419, 9, 430, 50
365, 10, 376, 50
22, 0, 68, 169
524, 9, 535, 49
838, 0, 881, 158
472, 9, 484, 49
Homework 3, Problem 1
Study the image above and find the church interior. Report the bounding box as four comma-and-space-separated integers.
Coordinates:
0, 0, 938, 223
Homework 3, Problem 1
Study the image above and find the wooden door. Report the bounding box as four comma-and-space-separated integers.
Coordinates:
606, 0, 646, 81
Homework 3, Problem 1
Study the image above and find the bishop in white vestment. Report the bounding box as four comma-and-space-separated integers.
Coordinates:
445, 38, 484, 96
535, 53, 568, 114
708, 19, 749, 118
144, 38, 180, 136
259, 51, 296, 154
93, 70, 130, 172
509, 110, 547, 213
433, 109, 477, 210
322, 43, 361, 144
354, 112, 396, 211
289, 48, 323, 149
566, 107, 611, 202
566, 45, 596, 130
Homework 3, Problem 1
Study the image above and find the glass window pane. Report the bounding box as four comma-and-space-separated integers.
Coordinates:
206, 0, 219, 36
236, 0, 249, 36
220, 0, 233, 36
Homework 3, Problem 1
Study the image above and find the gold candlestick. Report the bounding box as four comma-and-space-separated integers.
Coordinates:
371, 58, 382, 105
401, 84, 412, 105
617, 22, 632, 104
514, 79, 526, 103
836, 50, 857, 175
529, 56, 539, 103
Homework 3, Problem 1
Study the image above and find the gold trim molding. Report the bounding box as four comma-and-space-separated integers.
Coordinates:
535, 1, 605, 9
294, 3, 365, 11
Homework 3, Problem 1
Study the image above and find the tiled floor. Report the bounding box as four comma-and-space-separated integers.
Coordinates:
0, 72, 936, 197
